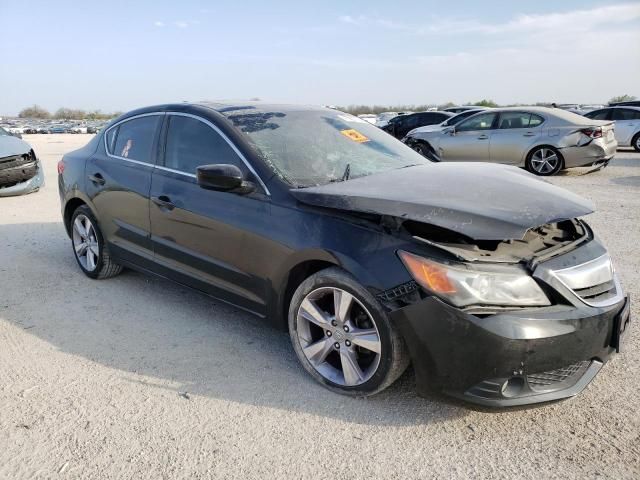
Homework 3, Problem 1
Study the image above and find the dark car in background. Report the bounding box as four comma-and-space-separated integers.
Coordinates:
58, 102, 630, 406
382, 111, 453, 139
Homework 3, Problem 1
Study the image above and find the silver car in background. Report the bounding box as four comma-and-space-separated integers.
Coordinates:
403, 107, 617, 176
583, 106, 640, 151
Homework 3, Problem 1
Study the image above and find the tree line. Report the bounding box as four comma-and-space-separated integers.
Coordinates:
18, 105, 122, 120
337, 95, 636, 116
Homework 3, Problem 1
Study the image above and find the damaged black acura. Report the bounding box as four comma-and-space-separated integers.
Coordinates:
58, 103, 631, 407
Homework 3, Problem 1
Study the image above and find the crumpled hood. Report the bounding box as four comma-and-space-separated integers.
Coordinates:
0, 136, 32, 159
290, 163, 594, 241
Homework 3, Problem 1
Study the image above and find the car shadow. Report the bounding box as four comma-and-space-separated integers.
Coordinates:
0, 221, 467, 426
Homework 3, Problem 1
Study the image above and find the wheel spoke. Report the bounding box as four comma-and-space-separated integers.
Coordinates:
75, 242, 87, 255
333, 289, 353, 324
86, 249, 96, 270
350, 328, 381, 354
88, 242, 99, 257
299, 298, 330, 327
73, 217, 86, 237
303, 337, 334, 366
340, 348, 364, 386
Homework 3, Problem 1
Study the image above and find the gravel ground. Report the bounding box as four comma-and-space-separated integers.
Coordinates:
1, 134, 638, 479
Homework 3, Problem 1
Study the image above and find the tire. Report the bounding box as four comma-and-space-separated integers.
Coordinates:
526, 146, 564, 176
632, 132, 640, 152
70, 205, 122, 279
288, 267, 409, 397
413, 141, 439, 162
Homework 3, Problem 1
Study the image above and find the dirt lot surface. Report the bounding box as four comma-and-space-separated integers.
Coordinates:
1, 134, 639, 479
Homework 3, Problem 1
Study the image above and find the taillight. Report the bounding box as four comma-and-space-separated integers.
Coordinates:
581, 127, 603, 139
57, 160, 65, 174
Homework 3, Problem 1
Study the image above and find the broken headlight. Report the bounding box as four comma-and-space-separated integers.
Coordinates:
398, 251, 551, 308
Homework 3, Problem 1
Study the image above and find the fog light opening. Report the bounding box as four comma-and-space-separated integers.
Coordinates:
500, 377, 525, 398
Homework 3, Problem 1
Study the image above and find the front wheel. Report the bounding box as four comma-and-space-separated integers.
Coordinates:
288, 268, 409, 396
412, 142, 439, 162
526, 146, 563, 176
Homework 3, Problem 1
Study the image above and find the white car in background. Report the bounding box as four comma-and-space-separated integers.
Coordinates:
584, 106, 640, 151
357, 114, 377, 124
375, 112, 402, 128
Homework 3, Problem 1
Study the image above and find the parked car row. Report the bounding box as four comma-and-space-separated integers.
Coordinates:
0, 120, 107, 136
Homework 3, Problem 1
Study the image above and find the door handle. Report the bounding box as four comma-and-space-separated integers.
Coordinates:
523, 132, 536, 137
151, 195, 175, 211
88, 173, 105, 185
477, 134, 488, 140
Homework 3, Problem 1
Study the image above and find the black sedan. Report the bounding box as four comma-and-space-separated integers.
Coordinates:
381, 111, 453, 139
58, 102, 630, 406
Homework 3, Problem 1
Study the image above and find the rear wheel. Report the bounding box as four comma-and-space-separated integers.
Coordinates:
526, 146, 563, 176
70, 205, 122, 279
288, 267, 409, 396
632, 132, 640, 152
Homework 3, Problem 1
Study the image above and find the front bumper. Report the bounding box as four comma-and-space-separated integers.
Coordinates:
0, 157, 44, 197
390, 292, 630, 407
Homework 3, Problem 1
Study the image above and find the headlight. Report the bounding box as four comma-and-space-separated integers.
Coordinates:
398, 251, 550, 307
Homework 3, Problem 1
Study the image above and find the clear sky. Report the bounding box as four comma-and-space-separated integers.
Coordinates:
1, 0, 639, 115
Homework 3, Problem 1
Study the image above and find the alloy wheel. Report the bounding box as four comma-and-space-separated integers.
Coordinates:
72, 214, 99, 272
530, 148, 560, 174
296, 287, 381, 386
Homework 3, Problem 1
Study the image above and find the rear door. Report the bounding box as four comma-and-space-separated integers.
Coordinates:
149, 113, 271, 315
86, 113, 163, 262
490, 112, 545, 164
611, 108, 640, 145
438, 111, 498, 161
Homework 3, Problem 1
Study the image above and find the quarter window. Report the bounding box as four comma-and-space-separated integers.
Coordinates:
456, 112, 497, 132
109, 116, 160, 163
164, 115, 245, 174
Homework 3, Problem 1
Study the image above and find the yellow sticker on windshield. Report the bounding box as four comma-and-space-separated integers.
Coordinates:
340, 129, 370, 143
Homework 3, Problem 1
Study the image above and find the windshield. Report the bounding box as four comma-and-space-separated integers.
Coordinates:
221, 106, 429, 187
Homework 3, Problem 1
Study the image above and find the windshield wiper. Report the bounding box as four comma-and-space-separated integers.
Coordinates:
341, 163, 351, 181
329, 163, 351, 183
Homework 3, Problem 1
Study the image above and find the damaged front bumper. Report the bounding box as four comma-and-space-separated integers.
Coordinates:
0, 154, 45, 197
389, 239, 631, 407
392, 295, 629, 407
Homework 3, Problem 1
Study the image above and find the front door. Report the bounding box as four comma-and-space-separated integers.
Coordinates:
85, 113, 163, 261
149, 113, 271, 315
438, 112, 497, 161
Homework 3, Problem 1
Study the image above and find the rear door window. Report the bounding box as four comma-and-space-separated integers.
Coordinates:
164, 115, 245, 174
612, 108, 640, 120
110, 116, 161, 163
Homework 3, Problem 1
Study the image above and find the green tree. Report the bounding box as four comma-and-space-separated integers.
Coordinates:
471, 99, 499, 108
608, 94, 637, 104
19, 105, 51, 119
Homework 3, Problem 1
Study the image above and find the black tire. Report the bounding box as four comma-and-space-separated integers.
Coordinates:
526, 145, 564, 176
288, 267, 410, 397
413, 141, 439, 162
70, 205, 122, 279
632, 132, 640, 152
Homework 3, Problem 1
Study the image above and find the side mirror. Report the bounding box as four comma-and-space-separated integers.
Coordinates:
196, 164, 255, 194
444, 126, 456, 136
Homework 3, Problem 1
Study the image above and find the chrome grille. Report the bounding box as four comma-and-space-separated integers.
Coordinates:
527, 360, 589, 391
574, 280, 617, 302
